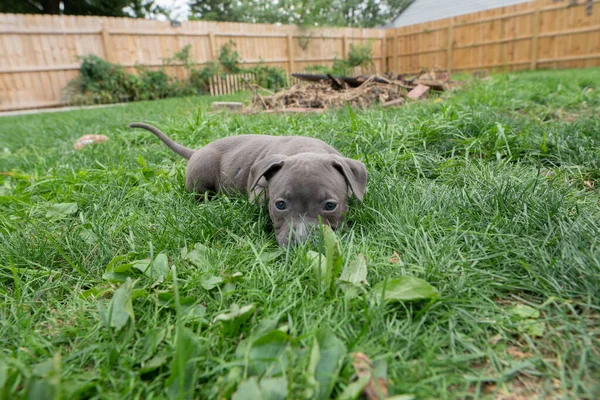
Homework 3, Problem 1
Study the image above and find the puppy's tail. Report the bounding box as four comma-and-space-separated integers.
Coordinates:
129, 122, 194, 160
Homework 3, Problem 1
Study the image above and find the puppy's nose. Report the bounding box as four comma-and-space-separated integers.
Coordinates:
290, 219, 320, 244
276, 218, 325, 246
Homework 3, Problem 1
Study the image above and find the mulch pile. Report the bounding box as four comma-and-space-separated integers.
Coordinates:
247, 67, 466, 113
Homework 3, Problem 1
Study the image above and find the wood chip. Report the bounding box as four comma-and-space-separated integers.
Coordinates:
73, 134, 109, 150
352, 352, 388, 400
407, 84, 430, 100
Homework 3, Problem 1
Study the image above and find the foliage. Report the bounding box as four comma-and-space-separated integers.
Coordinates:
66, 42, 287, 105
0, 0, 168, 17
189, 60, 223, 93
218, 41, 242, 73
249, 64, 288, 89
65, 55, 139, 104
346, 42, 375, 70
304, 42, 375, 76
124, 0, 169, 18
189, 0, 414, 28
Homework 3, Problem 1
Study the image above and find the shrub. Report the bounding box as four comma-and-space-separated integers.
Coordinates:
218, 41, 242, 73
249, 64, 288, 89
72, 55, 141, 103
136, 69, 170, 100
303, 42, 375, 76
65, 42, 291, 105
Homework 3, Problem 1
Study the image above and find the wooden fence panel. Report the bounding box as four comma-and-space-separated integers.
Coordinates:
386, 0, 600, 75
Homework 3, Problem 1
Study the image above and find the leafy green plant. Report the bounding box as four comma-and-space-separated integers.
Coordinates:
248, 64, 288, 89
189, 60, 222, 93
136, 68, 176, 100
218, 41, 242, 73
304, 42, 375, 76
66, 55, 141, 104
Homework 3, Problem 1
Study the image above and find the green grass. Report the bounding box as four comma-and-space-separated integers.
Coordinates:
1, 69, 599, 399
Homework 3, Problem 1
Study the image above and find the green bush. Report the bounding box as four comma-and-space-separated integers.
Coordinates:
218, 41, 242, 73
71, 55, 141, 104
137, 69, 175, 100
66, 42, 290, 105
304, 42, 375, 76
249, 64, 288, 89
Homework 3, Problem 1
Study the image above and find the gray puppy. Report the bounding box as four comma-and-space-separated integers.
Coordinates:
129, 123, 367, 246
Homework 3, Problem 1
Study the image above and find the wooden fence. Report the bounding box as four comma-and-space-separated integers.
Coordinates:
0, 14, 383, 111
0, 0, 599, 111
385, 0, 600, 74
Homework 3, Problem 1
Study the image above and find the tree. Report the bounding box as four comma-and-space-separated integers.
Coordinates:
189, 0, 413, 28
124, 0, 170, 19
0, 0, 164, 17
188, 0, 245, 22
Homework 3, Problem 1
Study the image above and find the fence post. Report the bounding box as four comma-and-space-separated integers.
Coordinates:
287, 33, 294, 73
209, 32, 217, 59
447, 19, 454, 74
101, 20, 113, 62
394, 34, 399, 74
530, 0, 541, 70
381, 35, 387, 73
342, 35, 348, 59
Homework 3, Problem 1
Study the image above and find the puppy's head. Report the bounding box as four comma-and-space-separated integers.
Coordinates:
247, 153, 367, 246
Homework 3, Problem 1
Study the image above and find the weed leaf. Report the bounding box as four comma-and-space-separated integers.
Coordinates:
200, 275, 223, 290
339, 254, 368, 286
307, 250, 327, 282
338, 374, 370, 400
323, 225, 343, 293
45, 202, 78, 219
98, 278, 135, 330
165, 326, 203, 400
259, 376, 288, 400
232, 377, 261, 400
314, 328, 347, 399
182, 243, 211, 268
140, 352, 169, 374
246, 330, 290, 377
27, 354, 62, 400
339, 254, 368, 297
102, 254, 135, 283
141, 327, 167, 361
134, 252, 169, 283
213, 303, 255, 334
231, 376, 287, 400
508, 304, 540, 320
374, 277, 438, 302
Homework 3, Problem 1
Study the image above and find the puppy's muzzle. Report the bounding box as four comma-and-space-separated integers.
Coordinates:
276, 218, 322, 246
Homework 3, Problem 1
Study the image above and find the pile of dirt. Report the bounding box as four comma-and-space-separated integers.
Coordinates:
247, 67, 463, 113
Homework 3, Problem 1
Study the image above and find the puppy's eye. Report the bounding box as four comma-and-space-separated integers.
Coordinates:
275, 200, 287, 210
324, 202, 337, 211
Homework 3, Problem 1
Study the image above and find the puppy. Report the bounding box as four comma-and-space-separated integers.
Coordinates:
129, 123, 367, 246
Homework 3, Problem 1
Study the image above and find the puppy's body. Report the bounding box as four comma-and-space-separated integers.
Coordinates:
129, 123, 367, 246
185, 135, 340, 194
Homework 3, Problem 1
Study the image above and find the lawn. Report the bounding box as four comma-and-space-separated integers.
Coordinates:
1, 68, 599, 399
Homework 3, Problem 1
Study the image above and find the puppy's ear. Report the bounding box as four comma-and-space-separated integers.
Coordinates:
332, 156, 368, 201
247, 154, 287, 200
